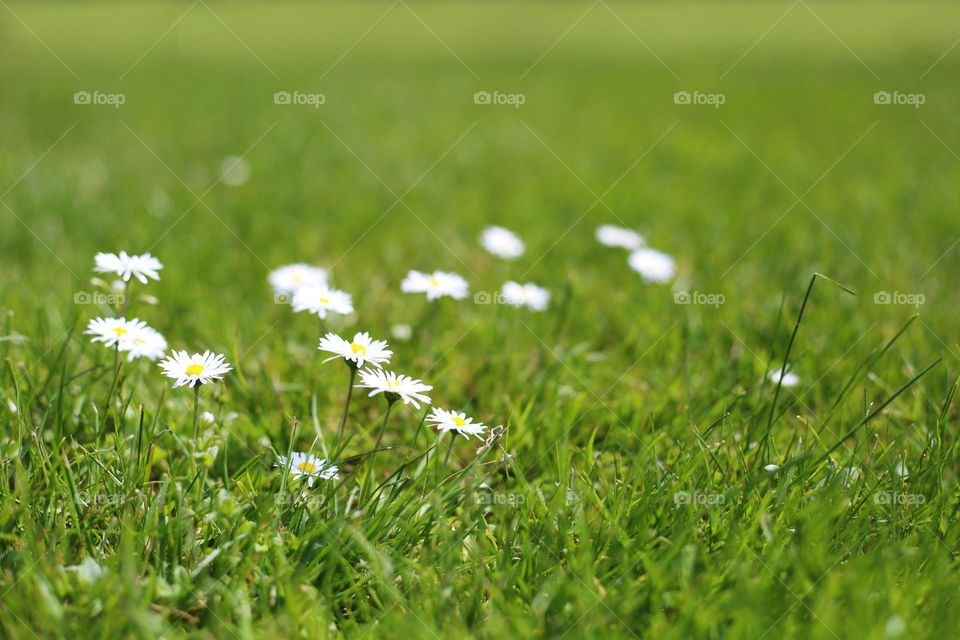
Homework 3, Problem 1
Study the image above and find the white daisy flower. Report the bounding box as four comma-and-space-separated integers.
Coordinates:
480, 226, 525, 260
427, 407, 486, 439
628, 248, 676, 283
501, 281, 550, 311
319, 331, 392, 369
276, 452, 340, 487
86, 317, 144, 349
158, 350, 233, 388
596, 225, 645, 250
401, 270, 469, 301
356, 368, 432, 409
86, 317, 167, 361
768, 369, 799, 388
94, 251, 163, 284
268, 263, 329, 296
201, 411, 217, 424
291, 285, 354, 319
122, 323, 168, 362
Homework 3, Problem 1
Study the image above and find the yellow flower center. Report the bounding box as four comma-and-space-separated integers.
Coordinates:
292, 274, 303, 283
319, 297, 330, 304
112, 327, 128, 336
351, 342, 366, 355
297, 462, 317, 473
429, 277, 439, 287
453, 416, 467, 426
186, 364, 205, 376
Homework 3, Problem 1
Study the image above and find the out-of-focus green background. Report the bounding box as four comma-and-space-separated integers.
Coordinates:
2, 2, 960, 639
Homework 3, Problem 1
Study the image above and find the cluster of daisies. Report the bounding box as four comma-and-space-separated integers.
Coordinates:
85, 252, 233, 392
267, 225, 552, 319
84, 250, 489, 491
595, 224, 677, 283
278, 329, 486, 487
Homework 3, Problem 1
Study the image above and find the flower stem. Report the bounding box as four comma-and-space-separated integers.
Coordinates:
120, 280, 131, 318
363, 399, 396, 506
333, 365, 356, 452
191, 383, 201, 439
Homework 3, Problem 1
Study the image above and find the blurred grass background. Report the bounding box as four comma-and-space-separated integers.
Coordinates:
2, 1, 958, 406
1, 2, 960, 638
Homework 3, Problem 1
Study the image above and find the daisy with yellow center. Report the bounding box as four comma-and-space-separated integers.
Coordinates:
86, 317, 166, 361
427, 407, 486, 439
317, 331, 393, 449
158, 349, 233, 437
268, 263, 328, 296
276, 452, 339, 487
158, 350, 233, 389
357, 368, 433, 409
400, 270, 469, 301
291, 284, 354, 319
319, 331, 392, 369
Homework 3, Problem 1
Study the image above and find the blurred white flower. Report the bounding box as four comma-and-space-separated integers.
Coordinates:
764, 464, 780, 472
895, 459, 909, 480
480, 226, 524, 260
391, 323, 412, 341
122, 323, 168, 362
201, 411, 216, 424
319, 331, 392, 369
66, 558, 104, 584
401, 270, 469, 301
357, 368, 432, 408
501, 281, 550, 311
268, 264, 328, 296
768, 369, 799, 387
596, 225, 645, 250
6, 399, 17, 414
277, 452, 339, 486
628, 248, 675, 283
158, 350, 233, 388
292, 285, 354, 319
219, 155, 251, 187
427, 407, 486, 439
94, 251, 163, 284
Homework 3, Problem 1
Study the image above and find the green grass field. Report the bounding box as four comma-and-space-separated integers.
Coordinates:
2, 2, 960, 638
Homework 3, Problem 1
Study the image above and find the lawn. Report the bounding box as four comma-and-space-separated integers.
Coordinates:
1, 1, 959, 638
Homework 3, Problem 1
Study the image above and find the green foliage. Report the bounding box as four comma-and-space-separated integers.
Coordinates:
0, 2, 958, 638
